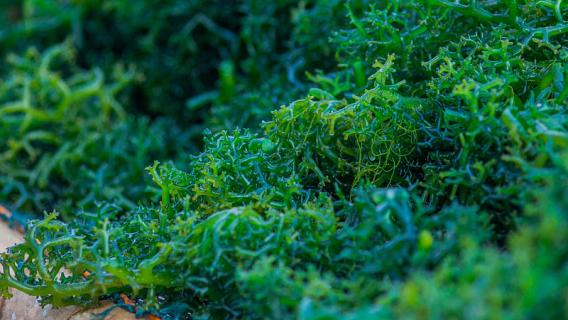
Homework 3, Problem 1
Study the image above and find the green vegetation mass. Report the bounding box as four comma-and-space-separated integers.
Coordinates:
0, 1, 567, 319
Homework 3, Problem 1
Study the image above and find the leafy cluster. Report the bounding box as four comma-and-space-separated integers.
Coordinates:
0, 0, 360, 128
0, 0, 366, 218
0, 1, 567, 319
0, 42, 192, 218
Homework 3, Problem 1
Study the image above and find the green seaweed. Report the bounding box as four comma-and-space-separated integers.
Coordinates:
0, 1, 567, 319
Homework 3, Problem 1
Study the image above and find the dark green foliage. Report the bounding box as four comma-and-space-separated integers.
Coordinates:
0, 1, 567, 319
0, 0, 356, 130
0, 43, 192, 218
369, 151, 568, 320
